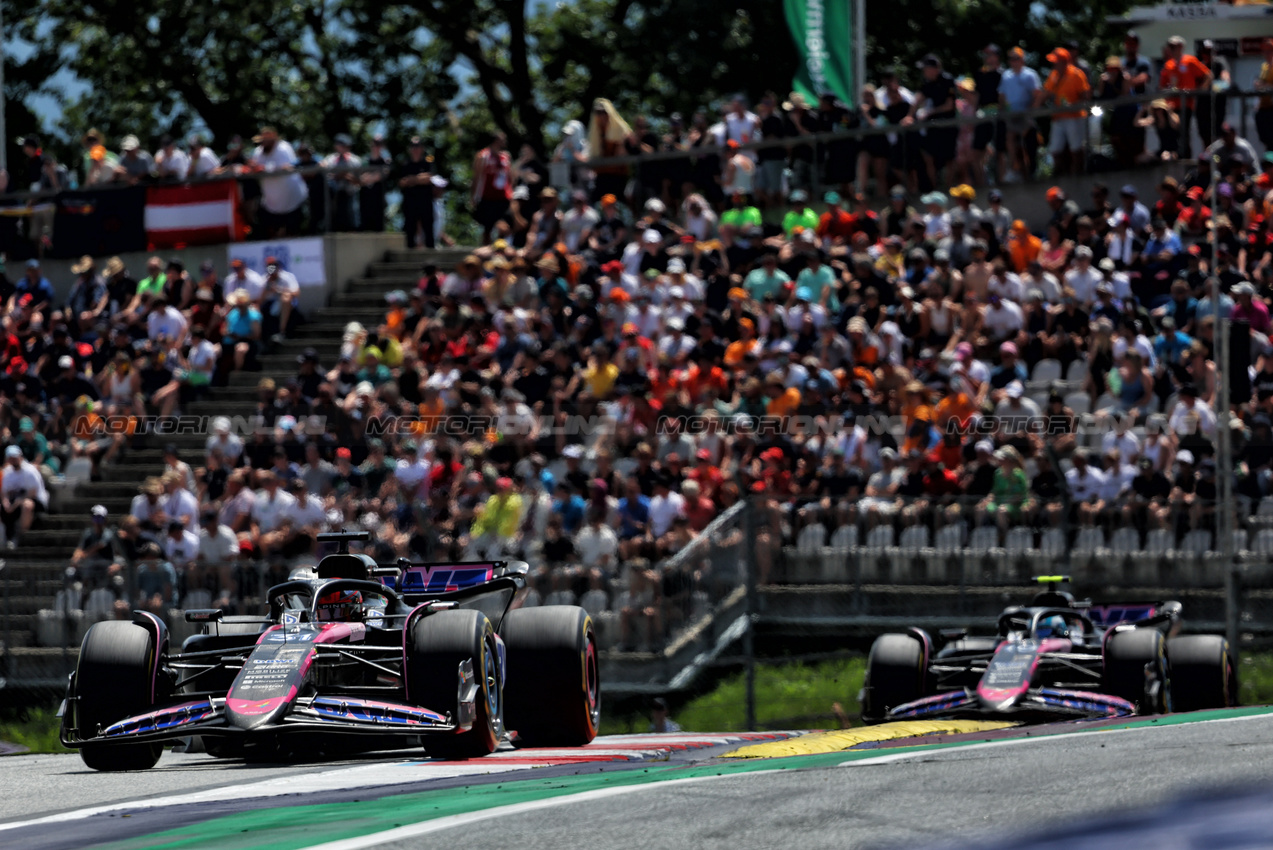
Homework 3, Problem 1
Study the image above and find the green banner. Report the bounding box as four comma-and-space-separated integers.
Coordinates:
784, 0, 856, 108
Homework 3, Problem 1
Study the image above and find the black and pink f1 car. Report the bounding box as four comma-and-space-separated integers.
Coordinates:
861, 577, 1238, 724
59, 532, 600, 771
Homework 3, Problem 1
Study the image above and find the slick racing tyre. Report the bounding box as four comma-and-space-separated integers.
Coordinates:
1103, 628, 1168, 715
75, 621, 163, 771
862, 633, 927, 724
408, 610, 501, 759
501, 606, 600, 747
1167, 635, 1237, 712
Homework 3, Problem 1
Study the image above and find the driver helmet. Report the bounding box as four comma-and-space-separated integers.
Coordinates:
317, 589, 363, 622
1036, 614, 1069, 639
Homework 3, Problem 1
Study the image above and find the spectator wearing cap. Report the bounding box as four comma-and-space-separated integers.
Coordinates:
64, 256, 108, 339
115, 135, 155, 184
1175, 186, 1212, 238
71, 505, 116, 588
1, 444, 47, 548
261, 256, 301, 339
920, 192, 950, 241
1232, 281, 1270, 335
320, 133, 363, 232
1113, 32, 1154, 167
396, 137, 438, 246
1158, 35, 1213, 159
815, 192, 855, 246
1194, 40, 1230, 150
998, 47, 1042, 182
460, 477, 522, 559
14, 259, 55, 314
1036, 46, 1091, 176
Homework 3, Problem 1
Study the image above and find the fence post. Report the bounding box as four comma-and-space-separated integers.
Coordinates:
743, 496, 756, 732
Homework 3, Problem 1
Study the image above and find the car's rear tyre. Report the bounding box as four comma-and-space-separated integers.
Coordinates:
408, 610, 500, 759
1167, 635, 1237, 712
1103, 629, 1168, 715
862, 634, 927, 724
75, 621, 163, 772
502, 606, 599, 747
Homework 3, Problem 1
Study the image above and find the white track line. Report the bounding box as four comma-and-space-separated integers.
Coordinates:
299, 770, 786, 850
303, 712, 1273, 850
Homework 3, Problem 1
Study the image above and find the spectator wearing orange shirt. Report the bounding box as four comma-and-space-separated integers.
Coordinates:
1158, 35, 1212, 158
1007, 220, 1042, 273
764, 374, 801, 417
1036, 47, 1091, 176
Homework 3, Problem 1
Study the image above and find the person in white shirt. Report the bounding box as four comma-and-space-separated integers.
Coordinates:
186, 133, 221, 179
130, 477, 165, 527
153, 135, 190, 181
1098, 452, 1136, 504
251, 472, 297, 536
223, 259, 266, 303
218, 471, 256, 533
206, 418, 244, 464
658, 318, 696, 360
162, 520, 201, 567
281, 479, 329, 532
320, 133, 362, 231
577, 569, 610, 618
560, 191, 601, 252
982, 294, 1025, 340
1065, 448, 1108, 525
575, 513, 619, 569
147, 296, 188, 344
261, 257, 301, 336
196, 508, 241, 598
724, 96, 760, 160
1097, 257, 1133, 301
0, 446, 48, 548
1064, 246, 1102, 305
647, 477, 686, 538
250, 127, 308, 236
1168, 385, 1217, 440
1101, 419, 1143, 466
161, 470, 199, 533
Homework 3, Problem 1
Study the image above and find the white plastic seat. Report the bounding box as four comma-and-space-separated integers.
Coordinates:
84, 588, 115, 622
1255, 528, 1273, 556
1179, 530, 1214, 556
1093, 393, 1118, 413
830, 524, 859, 550
1233, 528, 1250, 556
1109, 527, 1140, 554
1039, 528, 1066, 558
1004, 526, 1033, 554
967, 526, 999, 553
1032, 359, 1063, 384
934, 523, 966, 552
1073, 526, 1105, 554
898, 525, 930, 550
796, 524, 828, 553
1066, 358, 1088, 383
866, 525, 895, 550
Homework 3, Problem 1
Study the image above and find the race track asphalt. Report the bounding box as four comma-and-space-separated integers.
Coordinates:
2, 713, 1272, 849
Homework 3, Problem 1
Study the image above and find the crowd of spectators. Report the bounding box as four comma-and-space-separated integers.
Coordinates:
15, 33, 1273, 650
8, 32, 1272, 253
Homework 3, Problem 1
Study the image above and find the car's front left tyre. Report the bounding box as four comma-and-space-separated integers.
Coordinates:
74, 621, 163, 771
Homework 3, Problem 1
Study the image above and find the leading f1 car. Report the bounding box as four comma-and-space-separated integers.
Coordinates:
59, 532, 600, 771
861, 577, 1238, 724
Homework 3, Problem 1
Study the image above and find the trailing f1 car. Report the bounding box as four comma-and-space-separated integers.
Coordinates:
60, 532, 600, 771
861, 577, 1237, 724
